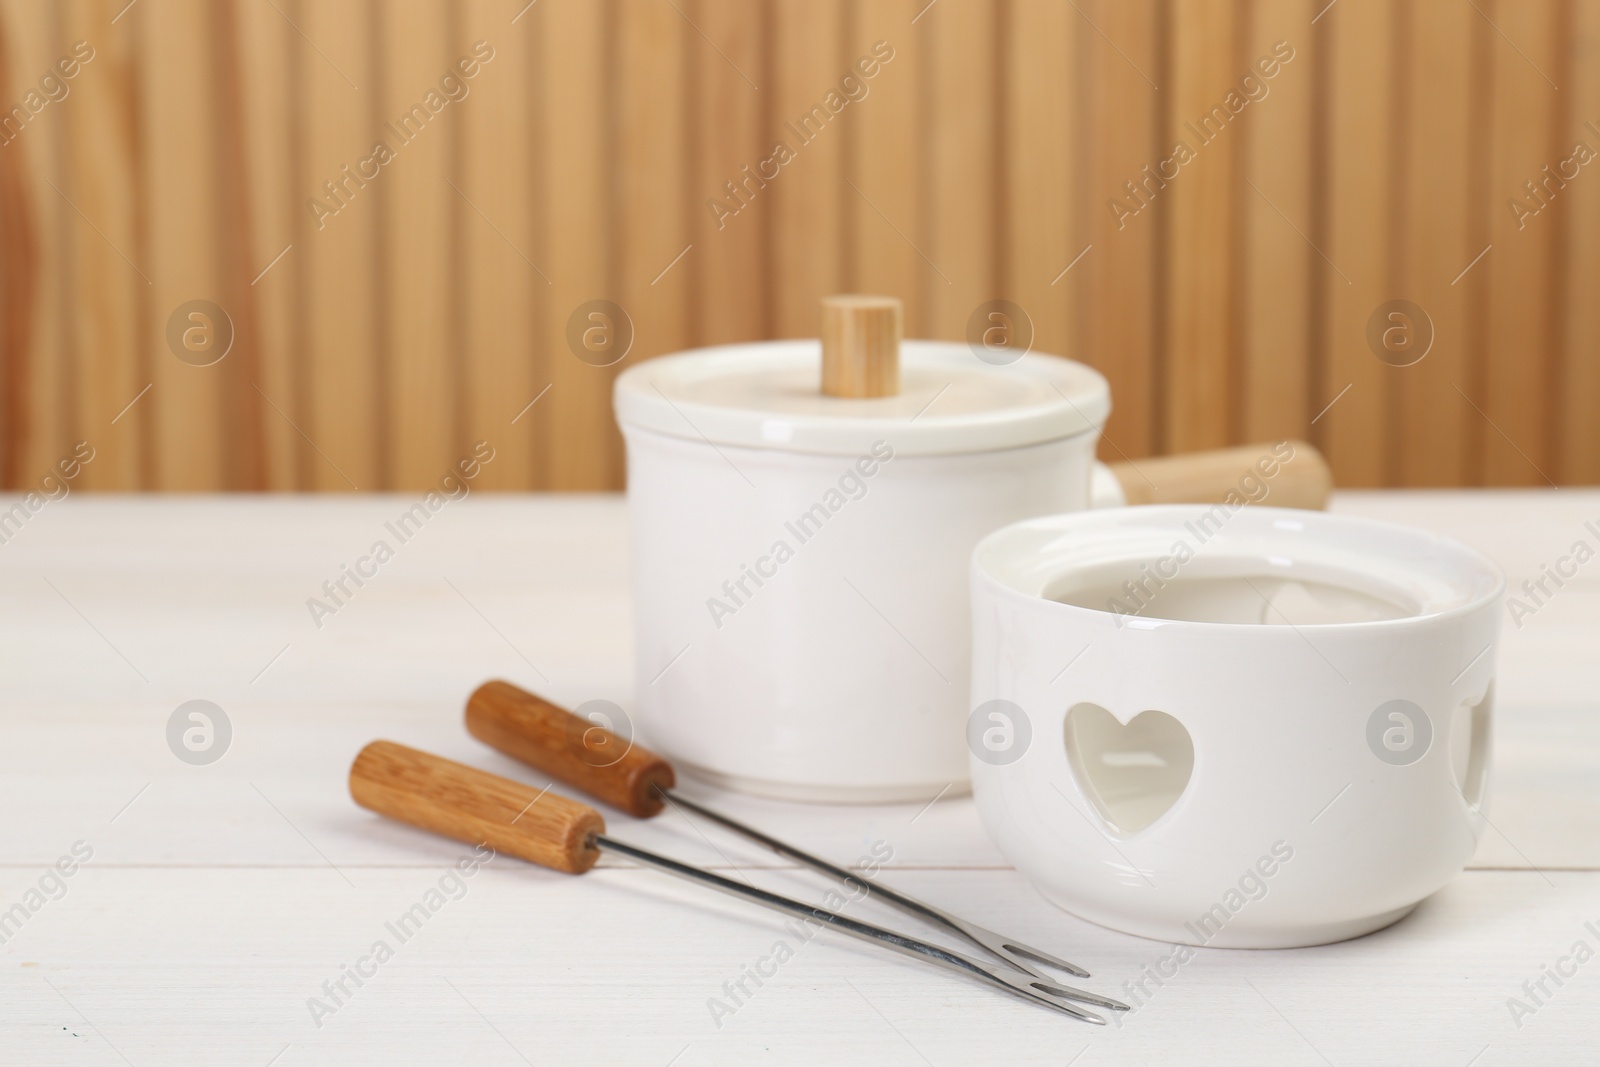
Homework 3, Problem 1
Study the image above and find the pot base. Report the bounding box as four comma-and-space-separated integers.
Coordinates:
1035, 885, 1421, 949
678, 760, 972, 806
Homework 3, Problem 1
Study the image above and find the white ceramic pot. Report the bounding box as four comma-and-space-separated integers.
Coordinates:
969, 505, 1504, 947
614, 339, 1109, 802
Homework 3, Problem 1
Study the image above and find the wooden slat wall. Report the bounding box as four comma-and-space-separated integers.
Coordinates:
925, 0, 997, 342
1164, 0, 1240, 455
460, 0, 536, 490
3, 0, 64, 488
849, 0, 923, 329
295, 0, 377, 491
1393, 0, 1474, 488
1076, 0, 1162, 461
0, 0, 1595, 491
236, 0, 297, 490
614, 0, 689, 449
1320, 0, 1395, 488
1240, 0, 1314, 447
770, 0, 844, 340
1003, 0, 1073, 362
1565, 0, 1600, 485
1481, 0, 1567, 487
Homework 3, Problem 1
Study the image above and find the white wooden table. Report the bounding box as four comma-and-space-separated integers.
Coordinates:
2, 491, 1596, 1066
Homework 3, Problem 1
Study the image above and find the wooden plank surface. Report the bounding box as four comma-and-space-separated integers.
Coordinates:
1002, 0, 1074, 360
540, 0, 615, 489
0, 491, 1596, 1064
141, 0, 231, 490
1561, 0, 1600, 484
457, 0, 537, 491
210, 0, 270, 491
846, 0, 923, 331
923, 0, 996, 341
1237, 0, 1314, 444
58, 0, 144, 489
1391, 0, 1475, 488
688, 0, 767, 347
0, 491, 1595, 864
2, 0, 69, 486
1317, 0, 1395, 486
0, 2, 32, 485
378, 1, 455, 490
1479, 0, 1565, 488
613, 0, 690, 374
1074, 0, 1161, 460
0, 864, 1589, 1064
299, 0, 378, 491
768, 0, 844, 340
516, 2, 553, 488
1163, 0, 1240, 453
234, 0, 298, 490
1480, 0, 1565, 488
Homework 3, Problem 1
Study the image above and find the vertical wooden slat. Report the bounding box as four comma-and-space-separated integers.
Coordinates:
378, 1, 455, 490
847, 0, 922, 331
300, 0, 377, 490
1481, 0, 1565, 486
214, 0, 270, 490
1391, 0, 1473, 487
1238, 0, 1313, 445
1318, 0, 1396, 487
1561, 0, 1600, 484
923, 0, 996, 341
769, 0, 844, 339
615, 0, 690, 367
521, 4, 550, 489
141, 0, 224, 489
236, 0, 299, 489
459, 0, 536, 491
1164, 0, 1239, 454
2, 0, 68, 485
60, 0, 143, 488
689, 0, 767, 349
1002, 0, 1073, 360
0, 1, 36, 486
1075, 0, 1161, 459
540, 0, 613, 488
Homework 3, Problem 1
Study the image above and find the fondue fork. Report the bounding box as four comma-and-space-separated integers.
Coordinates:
464, 680, 1104, 987
350, 741, 1127, 1022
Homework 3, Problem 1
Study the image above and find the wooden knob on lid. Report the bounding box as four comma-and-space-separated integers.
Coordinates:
821, 294, 901, 398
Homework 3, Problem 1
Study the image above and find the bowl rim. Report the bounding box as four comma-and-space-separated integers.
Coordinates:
971, 503, 1507, 632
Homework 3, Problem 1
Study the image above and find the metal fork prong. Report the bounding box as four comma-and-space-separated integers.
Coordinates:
979, 969, 1109, 1023
1011, 988, 1108, 1025
997, 939, 1094, 979
661, 787, 1096, 980
944, 916, 1094, 979
596, 833, 1115, 1023
1031, 979, 1131, 1013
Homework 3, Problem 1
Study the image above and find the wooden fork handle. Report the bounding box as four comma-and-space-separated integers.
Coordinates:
466, 680, 676, 819
349, 740, 604, 874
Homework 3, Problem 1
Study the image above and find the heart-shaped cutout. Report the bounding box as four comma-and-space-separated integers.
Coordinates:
1064, 703, 1194, 836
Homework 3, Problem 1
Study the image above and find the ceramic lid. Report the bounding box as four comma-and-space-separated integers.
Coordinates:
612, 340, 1110, 457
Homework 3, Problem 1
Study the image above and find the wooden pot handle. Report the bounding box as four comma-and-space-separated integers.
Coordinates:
1108, 440, 1332, 510
349, 740, 604, 874
466, 681, 675, 819
821, 294, 901, 398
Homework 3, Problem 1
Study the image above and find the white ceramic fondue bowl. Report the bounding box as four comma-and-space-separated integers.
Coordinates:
969, 505, 1504, 947
615, 338, 1110, 802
